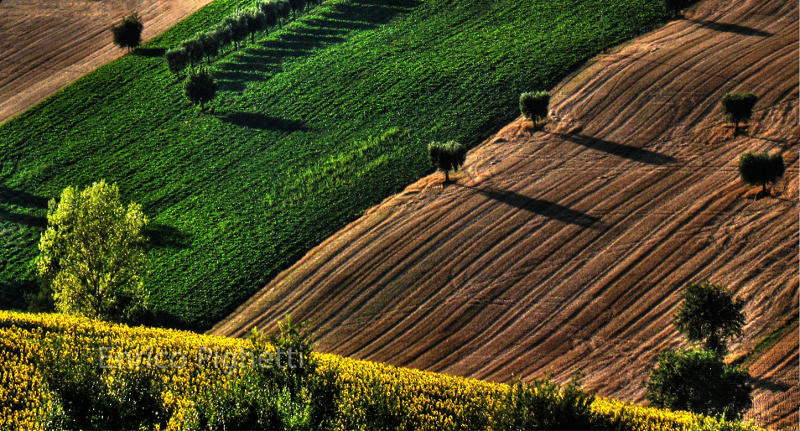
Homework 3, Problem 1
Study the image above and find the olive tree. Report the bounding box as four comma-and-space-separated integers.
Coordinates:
246, 10, 266, 43
111, 13, 144, 51
738, 151, 785, 197
198, 32, 220, 61
184, 68, 217, 111
213, 24, 234, 53
646, 349, 751, 418
36, 180, 148, 322
276, 0, 291, 24
289, 0, 306, 16
674, 281, 745, 355
519, 91, 550, 126
230, 12, 250, 47
259, 1, 279, 30
165, 48, 188, 75
182, 37, 204, 66
428, 140, 467, 183
722, 92, 758, 135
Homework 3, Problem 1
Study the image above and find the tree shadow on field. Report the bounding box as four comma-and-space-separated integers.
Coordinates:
553, 132, 677, 165
218, 111, 307, 131
134, 47, 167, 57
686, 19, 772, 37
144, 223, 192, 249
461, 185, 600, 228
0, 186, 48, 227
749, 376, 791, 392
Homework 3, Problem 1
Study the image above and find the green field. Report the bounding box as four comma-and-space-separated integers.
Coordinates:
0, 0, 667, 329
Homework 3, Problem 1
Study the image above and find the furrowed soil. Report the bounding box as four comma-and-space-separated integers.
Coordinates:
213, 0, 799, 427
0, 0, 212, 123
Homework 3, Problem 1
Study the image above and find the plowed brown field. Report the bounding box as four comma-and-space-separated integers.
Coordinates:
212, 0, 799, 427
0, 0, 212, 123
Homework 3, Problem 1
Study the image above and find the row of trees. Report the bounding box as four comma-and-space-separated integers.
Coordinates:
166, 0, 322, 76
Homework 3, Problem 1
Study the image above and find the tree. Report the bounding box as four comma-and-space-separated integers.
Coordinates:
246, 10, 266, 43
428, 140, 467, 183
165, 48, 188, 75
276, 0, 291, 24
259, 1, 278, 30
212, 24, 234, 53
184, 68, 217, 111
519, 91, 550, 126
230, 12, 250, 47
181, 38, 204, 66
674, 281, 745, 355
198, 32, 220, 61
288, 0, 306, 16
738, 151, 785, 196
36, 180, 148, 322
111, 13, 144, 51
663, 0, 698, 18
721, 92, 758, 135
646, 349, 752, 418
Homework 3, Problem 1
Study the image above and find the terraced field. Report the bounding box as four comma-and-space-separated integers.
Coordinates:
213, 0, 799, 427
0, 0, 214, 123
0, 0, 668, 328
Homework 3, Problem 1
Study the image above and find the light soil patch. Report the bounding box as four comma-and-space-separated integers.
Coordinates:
0, 0, 212, 123
213, 0, 798, 427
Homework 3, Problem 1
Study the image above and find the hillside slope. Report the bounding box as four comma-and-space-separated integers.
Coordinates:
0, 0, 215, 124
212, 0, 799, 428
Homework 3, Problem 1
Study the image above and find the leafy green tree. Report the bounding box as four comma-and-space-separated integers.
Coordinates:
246, 10, 266, 43
674, 281, 745, 355
519, 91, 550, 125
738, 152, 785, 196
165, 48, 188, 75
289, 0, 306, 16
212, 24, 234, 53
36, 180, 148, 322
722, 92, 758, 135
646, 349, 752, 418
181, 37, 204, 66
428, 140, 467, 183
111, 13, 144, 51
198, 32, 220, 61
230, 12, 250, 47
276, 0, 291, 24
184, 69, 217, 111
259, 1, 279, 30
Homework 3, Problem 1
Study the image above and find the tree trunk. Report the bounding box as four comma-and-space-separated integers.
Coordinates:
445, 170, 449, 183
762, 183, 767, 196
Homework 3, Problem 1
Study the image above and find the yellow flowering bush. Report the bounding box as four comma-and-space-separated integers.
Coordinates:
0, 310, 761, 431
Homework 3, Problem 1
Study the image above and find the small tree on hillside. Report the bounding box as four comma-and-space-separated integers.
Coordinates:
288, 0, 306, 16
111, 13, 144, 51
184, 69, 217, 111
36, 180, 149, 322
519, 91, 550, 126
230, 12, 250, 47
165, 48, 188, 75
213, 24, 234, 53
722, 92, 758, 135
276, 0, 291, 25
674, 281, 745, 355
259, 1, 278, 30
738, 151, 785, 197
428, 140, 467, 183
198, 32, 220, 62
646, 349, 752, 418
182, 38, 204, 66
246, 10, 266, 43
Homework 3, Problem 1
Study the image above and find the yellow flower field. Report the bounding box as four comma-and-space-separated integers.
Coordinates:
0, 310, 760, 431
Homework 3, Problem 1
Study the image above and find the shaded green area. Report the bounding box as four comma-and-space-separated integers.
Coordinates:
0, 0, 668, 329
733, 317, 798, 367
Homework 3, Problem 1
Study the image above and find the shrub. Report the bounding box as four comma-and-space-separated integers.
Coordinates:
674, 281, 745, 355
165, 48, 188, 75
519, 90, 550, 125
184, 69, 217, 111
111, 13, 143, 51
738, 152, 784, 196
496, 376, 602, 430
181, 38, 204, 66
646, 349, 752, 418
428, 140, 467, 183
721, 92, 758, 135
35, 180, 148, 323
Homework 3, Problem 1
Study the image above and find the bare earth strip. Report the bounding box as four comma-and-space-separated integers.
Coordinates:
212, 0, 798, 427
0, 0, 213, 124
